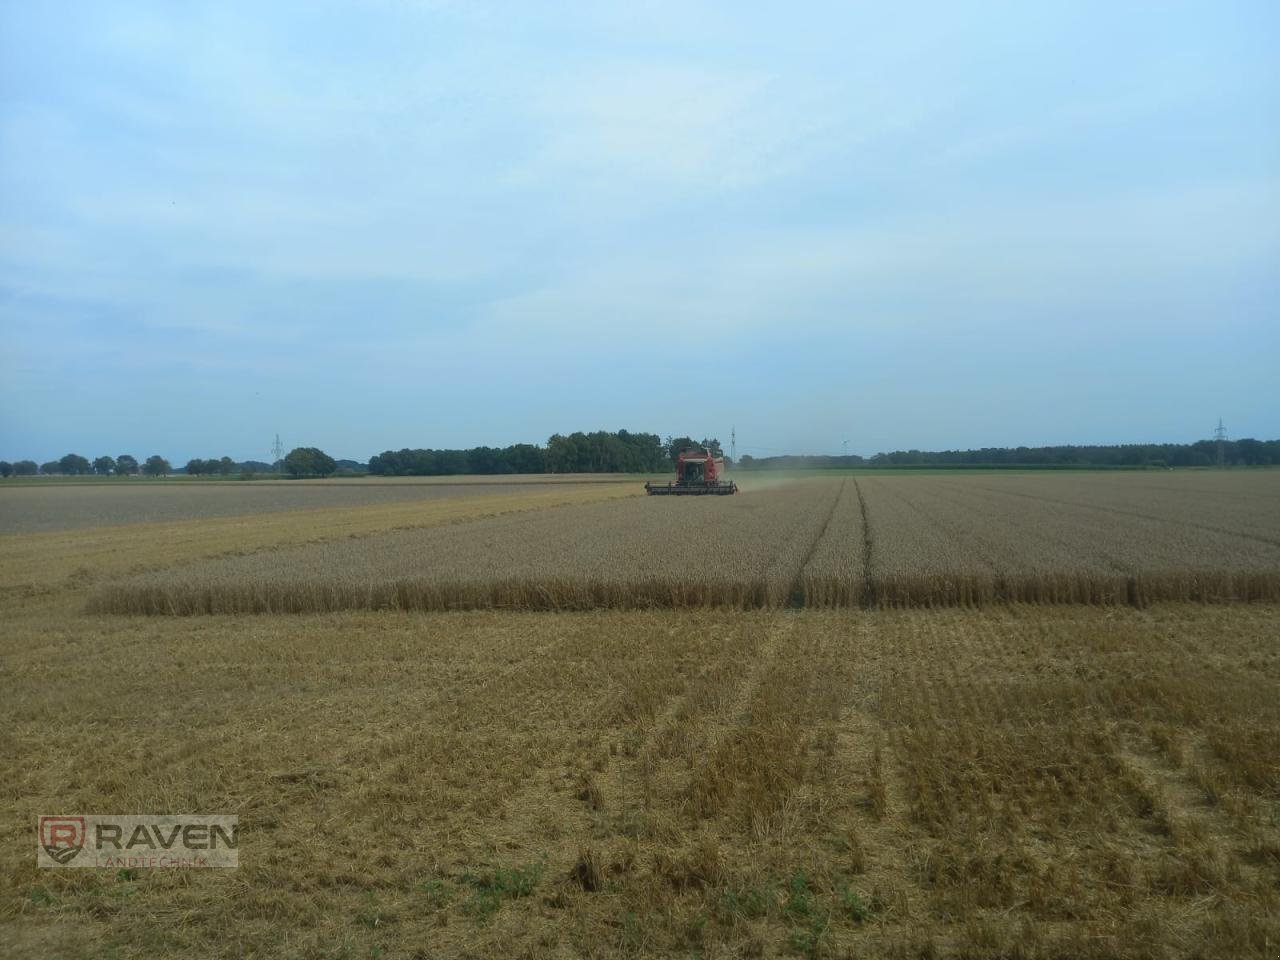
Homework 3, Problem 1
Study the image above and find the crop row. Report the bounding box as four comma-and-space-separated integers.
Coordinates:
801, 475, 1280, 607
89, 481, 843, 614
89, 473, 1280, 614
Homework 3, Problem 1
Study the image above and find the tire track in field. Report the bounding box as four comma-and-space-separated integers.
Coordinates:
836, 705, 926, 912
588, 615, 785, 834
666, 615, 790, 791
829, 616, 935, 916
853, 478, 875, 609
856, 476, 1011, 607
683, 614, 853, 838
1115, 745, 1271, 890
788, 480, 847, 607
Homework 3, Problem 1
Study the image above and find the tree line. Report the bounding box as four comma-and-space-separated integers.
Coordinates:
368, 431, 723, 476
0, 450, 331, 478
12, 433, 1271, 481
0, 454, 173, 477
4, 432, 724, 480
739, 438, 1280, 469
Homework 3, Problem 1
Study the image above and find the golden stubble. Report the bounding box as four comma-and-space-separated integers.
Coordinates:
2, 606, 1278, 959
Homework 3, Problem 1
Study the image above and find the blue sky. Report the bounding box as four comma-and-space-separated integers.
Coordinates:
2, 1, 1277, 462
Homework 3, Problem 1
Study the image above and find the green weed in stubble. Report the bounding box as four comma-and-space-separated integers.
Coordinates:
460, 859, 546, 921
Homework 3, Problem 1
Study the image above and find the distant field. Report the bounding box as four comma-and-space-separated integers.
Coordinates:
90, 471, 1280, 614
0, 474, 643, 533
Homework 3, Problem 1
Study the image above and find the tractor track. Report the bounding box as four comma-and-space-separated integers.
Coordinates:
853, 478, 876, 609
788, 479, 847, 607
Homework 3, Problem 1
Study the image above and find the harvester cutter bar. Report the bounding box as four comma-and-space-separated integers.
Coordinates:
644, 482, 738, 495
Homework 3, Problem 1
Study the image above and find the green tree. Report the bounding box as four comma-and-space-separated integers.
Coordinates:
59, 453, 92, 475
0, 461, 12, 478
143, 455, 171, 477
93, 456, 116, 476
116, 455, 139, 475
283, 447, 336, 478
665, 436, 699, 465
14, 460, 38, 476
1236, 438, 1270, 465
218, 456, 235, 475
40, 461, 60, 475
185, 458, 206, 475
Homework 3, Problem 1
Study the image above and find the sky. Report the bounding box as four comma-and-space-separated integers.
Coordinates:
1, 1, 1277, 463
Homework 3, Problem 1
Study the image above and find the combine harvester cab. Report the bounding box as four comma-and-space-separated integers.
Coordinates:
645, 448, 738, 496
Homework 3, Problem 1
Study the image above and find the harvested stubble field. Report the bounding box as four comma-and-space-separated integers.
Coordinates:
89, 471, 1280, 614
3, 607, 1278, 958
2, 472, 1278, 959
0, 474, 642, 534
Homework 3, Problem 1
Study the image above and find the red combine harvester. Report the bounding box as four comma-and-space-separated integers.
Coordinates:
645, 447, 738, 496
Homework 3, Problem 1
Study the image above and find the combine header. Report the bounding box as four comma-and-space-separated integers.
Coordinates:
646, 447, 738, 496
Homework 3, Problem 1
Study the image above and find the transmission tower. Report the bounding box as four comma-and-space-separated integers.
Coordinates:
1213, 418, 1227, 467
271, 433, 284, 472
843, 439, 849, 458
730, 427, 736, 465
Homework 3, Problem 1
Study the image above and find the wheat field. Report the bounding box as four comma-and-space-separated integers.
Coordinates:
2, 472, 1278, 959
88, 472, 1280, 614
